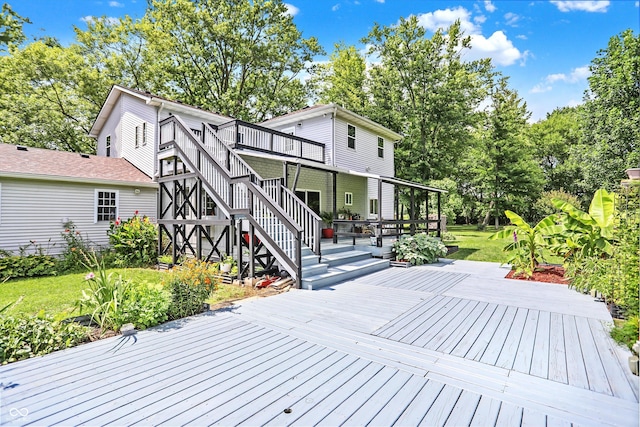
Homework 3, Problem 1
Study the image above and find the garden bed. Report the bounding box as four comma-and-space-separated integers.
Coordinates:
505, 265, 568, 284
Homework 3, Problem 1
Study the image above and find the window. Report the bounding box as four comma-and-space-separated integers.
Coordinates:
378, 136, 384, 158
344, 192, 353, 206
106, 135, 111, 157
203, 192, 217, 216
95, 190, 118, 222
142, 122, 147, 146
282, 127, 295, 152
369, 198, 378, 216
135, 125, 140, 148
294, 190, 321, 214
347, 124, 356, 149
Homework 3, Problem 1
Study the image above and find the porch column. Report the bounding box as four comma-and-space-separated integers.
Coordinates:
410, 188, 416, 235
425, 190, 429, 235
377, 178, 383, 247
437, 192, 442, 238
332, 171, 338, 244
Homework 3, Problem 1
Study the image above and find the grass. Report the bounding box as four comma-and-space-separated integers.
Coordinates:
444, 225, 564, 265
207, 283, 260, 305
0, 268, 164, 317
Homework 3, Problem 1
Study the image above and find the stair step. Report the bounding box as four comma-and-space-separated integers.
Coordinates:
301, 263, 329, 277
321, 244, 355, 255
300, 258, 390, 290
301, 254, 321, 267
320, 250, 371, 267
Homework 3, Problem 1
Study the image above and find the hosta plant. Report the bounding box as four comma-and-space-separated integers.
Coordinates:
392, 233, 447, 265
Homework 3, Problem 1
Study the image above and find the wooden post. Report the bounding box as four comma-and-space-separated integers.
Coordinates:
437, 192, 442, 238
377, 179, 383, 247
410, 188, 415, 235
332, 172, 338, 244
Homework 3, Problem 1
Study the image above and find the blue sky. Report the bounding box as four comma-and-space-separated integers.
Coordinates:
12, 0, 640, 122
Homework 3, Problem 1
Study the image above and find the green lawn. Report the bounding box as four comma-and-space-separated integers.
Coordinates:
444, 225, 506, 262
0, 268, 165, 317
444, 224, 563, 265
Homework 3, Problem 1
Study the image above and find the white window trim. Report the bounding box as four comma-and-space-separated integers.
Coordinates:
344, 192, 353, 206
142, 122, 147, 146
135, 125, 140, 148
377, 136, 384, 158
369, 198, 379, 218
94, 189, 119, 223
105, 135, 112, 157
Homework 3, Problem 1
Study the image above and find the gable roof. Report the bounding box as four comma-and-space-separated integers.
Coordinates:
89, 85, 232, 138
261, 104, 404, 141
0, 143, 156, 187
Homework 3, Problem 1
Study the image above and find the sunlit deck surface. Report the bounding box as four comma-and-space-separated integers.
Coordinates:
1, 260, 637, 426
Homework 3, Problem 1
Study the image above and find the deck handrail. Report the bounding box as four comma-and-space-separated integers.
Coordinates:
204, 122, 321, 256
159, 116, 304, 281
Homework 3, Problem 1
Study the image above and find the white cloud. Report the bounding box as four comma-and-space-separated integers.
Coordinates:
284, 3, 299, 16
531, 83, 552, 94
108, 1, 124, 7
474, 15, 487, 24
80, 15, 120, 25
516, 34, 528, 40
374, 0, 385, 3
484, 0, 496, 12
332, 4, 340, 11
415, 7, 479, 35
550, 1, 610, 13
504, 12, 520, 26
546, 66, 590, 83
466, 31, 522, 66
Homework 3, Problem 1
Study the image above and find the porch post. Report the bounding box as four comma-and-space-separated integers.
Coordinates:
377, 178, 383, 247
410, 188, 415, 235
437, 192, 442, 238
283, 161, 288, 188
332, 171, 338, 244
425, 190, 429, 235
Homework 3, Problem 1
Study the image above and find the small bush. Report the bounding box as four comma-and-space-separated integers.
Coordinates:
392, 233, 447, 265
60, 221, 94, 272
114, 282, 171, 330
0, 312, 87, 364
0, 241, 57, 281
163, 259, 219, 320
611, 317, 639, 353
108, 212, 158, 267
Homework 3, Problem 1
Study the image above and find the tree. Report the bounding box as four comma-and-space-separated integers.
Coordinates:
0, 39, 99, 152
364, 17, 493, 183
580, 29, 640, 193
0, 3, 30, 50
467, 77, 543, 228
310, 43, 367, 115
140, 0, 323, 122
529, 106, 584, 197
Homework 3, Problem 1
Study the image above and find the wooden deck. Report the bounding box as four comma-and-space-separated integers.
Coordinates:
0, 260, 637, 426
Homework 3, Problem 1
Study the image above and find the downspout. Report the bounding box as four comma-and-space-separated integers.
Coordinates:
331, 105, 337, 167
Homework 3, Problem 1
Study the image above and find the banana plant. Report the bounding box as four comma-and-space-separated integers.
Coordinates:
489, 211, 559, 278
550, 188, 615, 261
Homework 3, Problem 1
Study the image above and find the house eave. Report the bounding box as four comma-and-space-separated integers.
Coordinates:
0, 171, 158, 188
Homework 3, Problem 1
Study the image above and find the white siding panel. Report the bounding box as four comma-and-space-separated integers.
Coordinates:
266, 115, 332, 165
0, 179, 156, 255
97, 95, 123, 158
121, 96, 158, 177
334, 118, 394, 176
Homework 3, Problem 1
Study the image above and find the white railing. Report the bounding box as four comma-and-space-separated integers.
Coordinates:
160, 116, 304, 280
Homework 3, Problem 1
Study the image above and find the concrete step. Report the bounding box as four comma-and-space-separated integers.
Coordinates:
320, 250, 371, 267
301, 254, 321, 267
300, 258, 390, 290
301, 263, 328, 277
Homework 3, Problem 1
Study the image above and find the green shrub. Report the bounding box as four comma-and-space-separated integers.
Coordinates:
0, 241, 57, 281
392, 233, 447, 265
0, 311, 87, 364
114, 282, 171, 330
611, 317, 639, 352
163, 258, 219, 320
76, 252, 133, 331
108, 212, 158, 267
60, 221, 94, 272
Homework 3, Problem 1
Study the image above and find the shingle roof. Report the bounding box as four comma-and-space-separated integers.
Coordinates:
0, 143, 155, 185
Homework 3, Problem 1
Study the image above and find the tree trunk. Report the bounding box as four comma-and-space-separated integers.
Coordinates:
482, 200, 494, 227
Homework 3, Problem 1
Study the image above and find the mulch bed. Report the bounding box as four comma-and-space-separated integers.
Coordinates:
505, 265, 568, 284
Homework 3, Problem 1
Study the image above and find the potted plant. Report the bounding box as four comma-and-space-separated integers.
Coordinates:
320, 211, 334, 239
219, 255, 235, 274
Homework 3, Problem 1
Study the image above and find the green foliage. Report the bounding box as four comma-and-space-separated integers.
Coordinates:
108, 212, 158, 267
551, 189, 616, 261
392, 233, 447, 265
76, 252, 133, 331
532, 190, 581, 223
0, 311, 87, 364
319, 211, 334, 227
163, 258, 219, 320
0, 242, 57, 281
0, 3, 30, 49
113, 282, 171, 330
611, 317, 639, 352
60, 221, 94, 272
489, 211, 558, 278
579, 30, 640, 195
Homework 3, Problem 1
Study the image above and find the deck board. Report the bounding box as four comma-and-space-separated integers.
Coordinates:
1, 262, 637, 427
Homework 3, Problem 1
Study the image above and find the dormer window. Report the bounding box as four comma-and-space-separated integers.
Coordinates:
106, 135, 111, 157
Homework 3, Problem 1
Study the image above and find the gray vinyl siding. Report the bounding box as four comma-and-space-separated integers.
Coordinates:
265, 115, 333, 165
97, 95, 123, 158
333, 118, 394, 177
0, 178, 156, 255
336, 174, 367, 216
121, 96, 158, 177
367, 179, 395, 219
